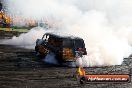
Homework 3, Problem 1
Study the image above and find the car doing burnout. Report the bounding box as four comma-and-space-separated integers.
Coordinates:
35, 33, 87, 66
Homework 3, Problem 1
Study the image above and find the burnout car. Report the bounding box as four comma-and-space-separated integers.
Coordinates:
35, 33, 87, 66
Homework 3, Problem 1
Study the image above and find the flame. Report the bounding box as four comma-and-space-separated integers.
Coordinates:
77, 67, 86, 76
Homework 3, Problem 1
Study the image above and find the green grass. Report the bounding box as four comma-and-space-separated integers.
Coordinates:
0, 28, 29, 32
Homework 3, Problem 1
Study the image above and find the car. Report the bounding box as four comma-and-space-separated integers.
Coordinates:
0, 2, 2, 11
35, 33, 87, 66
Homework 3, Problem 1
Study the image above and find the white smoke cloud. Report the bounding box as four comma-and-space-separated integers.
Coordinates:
44, 52, 58, 65
2, 27, 46, 48
2, 0, 132, 66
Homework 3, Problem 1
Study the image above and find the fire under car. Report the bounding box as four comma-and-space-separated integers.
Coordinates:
35, 33, 87, 67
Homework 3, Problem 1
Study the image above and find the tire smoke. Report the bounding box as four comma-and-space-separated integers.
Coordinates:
2, 0, 132, 66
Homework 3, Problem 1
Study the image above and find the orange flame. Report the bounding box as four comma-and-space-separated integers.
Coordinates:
77, 67, 86, 76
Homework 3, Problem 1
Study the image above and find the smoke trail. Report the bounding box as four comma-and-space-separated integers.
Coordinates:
1, 27, 46, 48
2, 0, 132, 66
43, 52, 58, 65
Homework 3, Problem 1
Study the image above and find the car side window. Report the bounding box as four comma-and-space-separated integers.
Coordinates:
42, 35, 46, 40
42, 34, 49, 42
63, 39, 72, 47
46, 35, 49, 41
